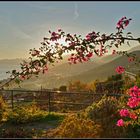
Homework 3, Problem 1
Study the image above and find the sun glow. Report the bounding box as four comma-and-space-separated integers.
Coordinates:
49, 38, 75, 56
49, 38, 69, 46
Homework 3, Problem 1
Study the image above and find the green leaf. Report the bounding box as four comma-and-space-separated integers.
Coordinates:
89, 45, 95, 49
6, 71, 10, 74
15, 78, 21, 84
40, 59, 46, 66
127, 32, 132, 34
12, 70, 16, 74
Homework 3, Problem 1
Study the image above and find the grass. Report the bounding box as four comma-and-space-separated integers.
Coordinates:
0, 112, 66, 138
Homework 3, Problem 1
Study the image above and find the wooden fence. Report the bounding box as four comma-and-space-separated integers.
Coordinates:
0, 89, 127, 113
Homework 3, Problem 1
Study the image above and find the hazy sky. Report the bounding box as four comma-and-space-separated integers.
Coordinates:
0, 1, 140, 59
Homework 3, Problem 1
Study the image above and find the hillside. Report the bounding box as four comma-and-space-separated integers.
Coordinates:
128, 45, 140, 53
11, 53, 124, 89
67, 50, 140, 83
0, 54, 107, 89
1, 49, 140, 90
10, 59, 103, 90
0, 58, 24, 80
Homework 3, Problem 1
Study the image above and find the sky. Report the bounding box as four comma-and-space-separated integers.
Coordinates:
0, 1, 140, 59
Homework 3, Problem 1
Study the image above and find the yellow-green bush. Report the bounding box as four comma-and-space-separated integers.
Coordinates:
46, 114, 103, 138
0, 96, 9, 122
84, 95, 127, 138
7, 102, 47, 124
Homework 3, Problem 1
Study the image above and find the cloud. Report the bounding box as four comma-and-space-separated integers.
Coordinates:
73, 3, 79, 20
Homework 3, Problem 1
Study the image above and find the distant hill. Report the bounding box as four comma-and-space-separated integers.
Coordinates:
1, 48, 140, 90
67, 50, 140, 83
128, 45, 140, 53
0, 58, 23, 65
16, 53, 122, 89
0, 58, 24, 80
11, 59, 103, 90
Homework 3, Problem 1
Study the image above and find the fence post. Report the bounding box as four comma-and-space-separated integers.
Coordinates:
11, 90, 14, 110
48, 92, 51, 113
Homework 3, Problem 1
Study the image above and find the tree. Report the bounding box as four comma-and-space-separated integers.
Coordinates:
1, 16, 140, 88
68, 80, 87, 92
59, 85, 67, 91
107, 74, 122, 81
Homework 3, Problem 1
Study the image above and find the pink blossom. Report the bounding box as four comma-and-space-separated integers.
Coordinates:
129, 86, 139, 97
86, 31, 97, 41
116, 119, 124, 127
42, 65, 48, 74
69, 42, 76, 47
128, 57, 134, 62
129, 112, 137, 120
116, 17, 126, 29
19, 75, 26, 80
31, 50, 40, 56
112, 50, 116, 55
50, 32, 61, 41
115, 66, 125, 74
86, 52, 93, 58
82, 57, 88, 62
117, 86, 140, 126
119, 109, 129, 117
127, 97, 139, 108
116, 17, 132, 30
124, 18, 132, 27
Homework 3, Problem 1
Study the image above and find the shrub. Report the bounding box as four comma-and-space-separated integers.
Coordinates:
84, 95, 127, 138
7, 102, 47, 124
107, 74, 122, 81
59, 85, 67, 91
46, 114, 102, 138
0, 96, 9, 122
0, 127, 34, 138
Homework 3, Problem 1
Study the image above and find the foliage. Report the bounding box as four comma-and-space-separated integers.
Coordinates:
68, 80, 87, 91
125, 124, 140, 138
0, 127, 34, 138
38, 112, 65, 123
7, 102, 48, 124
107, 74, 122, 81
86, 81, 97, 92
122, 76, 135, 92
0, 96, 9, 122
0, 111, 65, 138
135, 75, 140, 87
83, 95, 127, 138
59, 85, 67, 91
68, 80, 96, 92
95, 80, 124, 94
46, 114, 102, 138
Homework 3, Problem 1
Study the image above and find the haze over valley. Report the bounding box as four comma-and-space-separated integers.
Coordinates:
0, 45, 140, 90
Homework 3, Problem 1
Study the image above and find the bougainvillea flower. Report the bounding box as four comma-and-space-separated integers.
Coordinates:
116, 17, 132, 30
116, 119, 124, 127
31, 50, 40, 56
129, 112, 137, 120
119, 109, 129, 117
115, 66, 125, 74
127, 97, 139, 108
